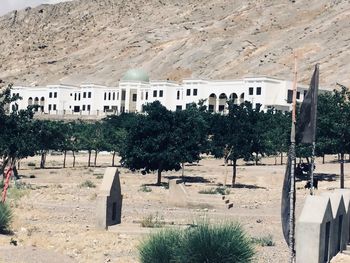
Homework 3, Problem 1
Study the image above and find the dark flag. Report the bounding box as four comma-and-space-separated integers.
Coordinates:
281, 147, 295, 245
298, 64, 320, 143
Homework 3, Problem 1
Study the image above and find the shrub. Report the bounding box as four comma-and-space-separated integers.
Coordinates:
139, 222, 255, 263
79, 180, 96, 188
0, 202, 13, 233
198, 187, 230, 195
252, 234, 275, 247
140, 213, 165, 228
27, 162, 36, 167
139, 185, 152, 192
139, 229, 182, 263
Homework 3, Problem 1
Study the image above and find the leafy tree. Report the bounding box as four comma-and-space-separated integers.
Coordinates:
120, 101, 182, 185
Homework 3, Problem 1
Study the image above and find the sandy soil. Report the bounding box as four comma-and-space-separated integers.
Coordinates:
0, 153, 350, 263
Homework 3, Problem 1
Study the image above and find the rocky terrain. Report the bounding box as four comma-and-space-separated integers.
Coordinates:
0, 0, 349, 88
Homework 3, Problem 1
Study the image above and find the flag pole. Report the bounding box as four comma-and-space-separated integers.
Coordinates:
289, 54, 298, 263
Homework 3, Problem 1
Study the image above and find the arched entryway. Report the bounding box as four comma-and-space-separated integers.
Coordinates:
28, 97, 33, 106
218, 93, 228, 112
208, 93, 217, 112
34, 97, 39, 111
229, 93, 238, 104
40, 97, 45, 112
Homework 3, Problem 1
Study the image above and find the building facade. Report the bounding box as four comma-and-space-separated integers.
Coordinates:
10, 69, 315, 116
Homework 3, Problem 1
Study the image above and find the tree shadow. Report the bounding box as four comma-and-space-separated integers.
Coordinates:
224, 183, 266, 189
315, 173, 338, 182
164, 175, 210, 184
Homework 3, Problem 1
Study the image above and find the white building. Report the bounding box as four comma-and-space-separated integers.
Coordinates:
10, 68, 318, 116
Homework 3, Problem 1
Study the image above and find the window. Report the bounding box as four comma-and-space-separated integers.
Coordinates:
117, 92, 119, 100
83, 92, 86, 98
159, 90, 163, 97
53, 104, 57, 110
256, 87, 261, 95
70, 93, 72, 96
74, 93, 77, 101
297, 91, 300, 99
54, 92, 57, 98
249, 87, 254, 95
186, 89, 191, 96
48, 104, 52, 111
153, 90, 157, 97
193, 89, 198, 96
108, 92, 111, 100
145, 92, 148, 100
122, 90, 126, 100
82, 105, 86, 111
177, 90, 180, 100
113, 92, 115, 100
49, 92, 52, 98
88, 92, 91, 98
287, 90, 293, 103
255, 103, 262, 109
104, 92, 107, 100
176, 105, 182, 111
304, 90, 307, 97
132, 94, 137, 102
78, 93, 81, 100
87, 105, 91, 111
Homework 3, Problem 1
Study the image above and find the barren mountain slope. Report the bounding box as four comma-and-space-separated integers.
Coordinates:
0, 0, 349, 88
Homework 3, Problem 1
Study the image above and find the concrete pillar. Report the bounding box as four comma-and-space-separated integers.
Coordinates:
215, 98, 220, 113
125, 87, 131, 113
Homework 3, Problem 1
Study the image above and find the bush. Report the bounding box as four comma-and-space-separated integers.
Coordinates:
140, 213, 165, 228
198, 187, 230, 195
252, 234, 275, 247
139, 222, 255, 263
0, 202, 13, 233
79, 180, 96, 188
27, 162, 36, 167
139, 185, 152, 192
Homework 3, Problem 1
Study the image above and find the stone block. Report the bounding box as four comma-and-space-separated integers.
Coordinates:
96, 167, 122, 230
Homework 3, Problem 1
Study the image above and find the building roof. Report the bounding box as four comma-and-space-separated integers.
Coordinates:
121, 68, 149, 82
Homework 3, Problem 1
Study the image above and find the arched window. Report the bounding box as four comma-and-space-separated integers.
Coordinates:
28, 97, 33, 106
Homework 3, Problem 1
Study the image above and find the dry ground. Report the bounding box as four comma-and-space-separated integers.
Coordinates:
0, 153, 350, 263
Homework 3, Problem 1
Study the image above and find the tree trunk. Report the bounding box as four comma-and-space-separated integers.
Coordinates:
88, 150, 91, 167
17, 160, 20, 170
72, 151, 76, 168
63, 150, 67, 168
274, 156, 277, 165
231, 159, 237, 188
157, 169, 162, 186
40, 151, 46, 169
280, 152, 283, 165
322, 154, 325, 164
340, 153, 345, 189
182, 162, 185, 178
112, 151, 116, 167
13, 165, 19, 180
94, 151, 98, 167
255, 155, 259, 165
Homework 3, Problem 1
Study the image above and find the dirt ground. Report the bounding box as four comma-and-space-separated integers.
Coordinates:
0, 153, 350, 263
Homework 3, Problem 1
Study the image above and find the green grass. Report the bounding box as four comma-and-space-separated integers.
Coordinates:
0, 202, 13, 234
79, 180, 96, 188
139, 222, 255, 263
198, 187, 230, 195
251, 234, 275, 247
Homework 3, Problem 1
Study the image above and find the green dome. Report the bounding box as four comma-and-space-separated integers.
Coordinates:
121, 68, 149, 82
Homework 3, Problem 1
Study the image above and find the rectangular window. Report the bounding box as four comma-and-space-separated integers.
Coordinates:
249, 87, 254, 95
88, 92, 92, 98
48, 104, 52, 111
132, 94, 137, 102
53, 104, 57, 110
49, 92, 52, 98
256, 87, 261, 95
74, 93, 77, 101
177, 90, 180, 100
186, 89, 191, 96
82, 105, 86, 111
159, 90, 163, 97
83, 92, 86, 98
108, 92, 111, 100
297, 91, 300, 99
153, 90, 157, 97
193, 89, 198, 96
176, 105, 182, 111
78, 93, 81, 100
87, 105, 91, 111
287, 90, 293, 103
104, 92, 107, 100
54, 92, 57, 98
145, 92, 148, 100
113, 92, 115, 100
121, 90, 126, 100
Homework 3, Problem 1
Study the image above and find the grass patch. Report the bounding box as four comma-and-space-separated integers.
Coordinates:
198, 187, 230, 195
251, 234, 275, 247
27, 162, 36, 167
79, 180, 96, 188
0, 202, 13, 234
139, 222, 255, 263
139, 185, 152, 192
141, 213, 165, 228
95, 174, 103, 179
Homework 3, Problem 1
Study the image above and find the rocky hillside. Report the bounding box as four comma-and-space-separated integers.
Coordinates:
0, 0, 349, 88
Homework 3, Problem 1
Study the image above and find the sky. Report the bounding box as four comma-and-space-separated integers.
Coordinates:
0, 0, 71, 15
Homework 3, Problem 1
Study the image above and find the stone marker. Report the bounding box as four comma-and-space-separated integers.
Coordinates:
168, 179, 188, 207
335, 189, 350, 244
296, 195, 333, 263
96, 167, 122, 229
